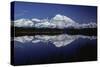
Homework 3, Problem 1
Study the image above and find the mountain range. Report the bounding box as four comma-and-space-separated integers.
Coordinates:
13, 14, 97, 29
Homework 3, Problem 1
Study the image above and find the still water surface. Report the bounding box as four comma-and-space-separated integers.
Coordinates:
13, 34, 97, 65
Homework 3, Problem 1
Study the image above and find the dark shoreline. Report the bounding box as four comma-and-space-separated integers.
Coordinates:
11, 26, 97, 37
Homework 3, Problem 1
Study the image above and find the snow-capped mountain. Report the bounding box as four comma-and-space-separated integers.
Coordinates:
35, 21, 56, 28
32, 18, 41, 22
13, 14, 97, 29
14, 18, 34, 27
50, 14, 76, 29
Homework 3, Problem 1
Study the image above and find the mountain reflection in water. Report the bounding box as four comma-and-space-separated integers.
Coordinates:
14, 34, 96, 48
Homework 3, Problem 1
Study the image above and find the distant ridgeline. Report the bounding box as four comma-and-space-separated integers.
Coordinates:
11, 14, 97, 37
11, 26, 97, 37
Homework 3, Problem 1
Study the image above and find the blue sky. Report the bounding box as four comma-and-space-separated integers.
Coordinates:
12, 1, 97, 24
